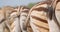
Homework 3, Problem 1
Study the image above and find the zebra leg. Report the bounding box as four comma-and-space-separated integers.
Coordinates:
47, 19, 60, 32
5, 20, 11, 32
0, 23, 4, 32
14, 17, 21, 32
10, 12, 21, 32
20, 14, 27, 32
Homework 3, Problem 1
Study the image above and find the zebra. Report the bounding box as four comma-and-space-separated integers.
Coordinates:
19, 6, 33, 32
9, 6, 21, 32
0, 6, 19, 32
0, 6, 18, 32
25, 0, 60, 32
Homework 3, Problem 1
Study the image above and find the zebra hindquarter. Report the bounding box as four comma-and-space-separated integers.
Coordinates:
30, 10, 49, 32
